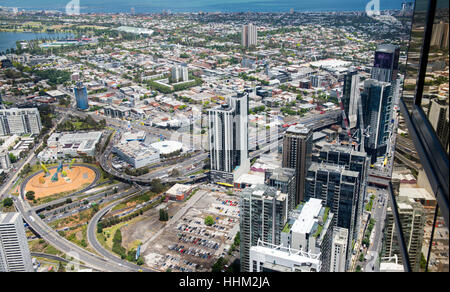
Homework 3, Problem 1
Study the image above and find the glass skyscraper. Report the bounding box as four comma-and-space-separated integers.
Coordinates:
74, 82, 89, 110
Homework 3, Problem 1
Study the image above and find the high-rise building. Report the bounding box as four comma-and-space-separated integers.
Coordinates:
208, 92, 250, 184
0, 108, 42, 136
241, 23, 257, 48
342, 68, 360, 129
282, 124, 312, 205
310, 75, 323, 88
431, 21, 449, 49
330, 227, 348, 272
171, 65, 189, 83
305, 162, 360, 269
361, 79, 395, 163
383, 196, 425, 272
0, 213, 33, 272
279, 198, 334, 272
316, 143, 369, 243
240, 185, 288, 272
74, 82, 89, 110
371, 44, 400, 83
428, 98, 449, 153
265, 167, 296, 212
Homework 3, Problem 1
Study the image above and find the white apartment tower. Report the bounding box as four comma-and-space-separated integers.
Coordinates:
242, 23, 257, 48
171, 65, 189, 83
0, 213, 33, 272
0, 108, 42, 136
208, 92, 250, 184
330, 227, 348, 272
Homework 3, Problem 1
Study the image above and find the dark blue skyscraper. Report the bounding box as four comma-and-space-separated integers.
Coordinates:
361, 79, 394, 163
74, 82, 89, 110
371, 44, 400, 83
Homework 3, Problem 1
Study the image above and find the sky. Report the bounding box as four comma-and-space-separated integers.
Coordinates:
0, 0, 407, 13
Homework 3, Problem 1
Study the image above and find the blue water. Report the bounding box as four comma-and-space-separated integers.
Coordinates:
0, 32, 74, 53
1, 0, 406, 13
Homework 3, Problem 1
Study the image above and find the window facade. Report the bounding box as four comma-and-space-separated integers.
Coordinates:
389, 0, 449, 272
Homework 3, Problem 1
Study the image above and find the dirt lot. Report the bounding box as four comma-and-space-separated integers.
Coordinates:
120, 200, 181, 250
25, 166, 96, 199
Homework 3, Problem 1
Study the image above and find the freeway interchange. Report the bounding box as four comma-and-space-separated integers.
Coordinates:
6, 100, 343, 272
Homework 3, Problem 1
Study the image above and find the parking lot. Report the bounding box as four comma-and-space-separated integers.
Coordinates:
143, 188, 240, 271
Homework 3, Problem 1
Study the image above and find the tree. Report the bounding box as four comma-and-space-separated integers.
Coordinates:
26, 191, 35, 201
8, 153, 18, 163
159, 208, 169, 221
137, 257, 144, 266
204, 216, 214, 226
57, 261, 66, 272
3, 197, 13, 207
212, 257, 227, 272
170, 169, 180, 177
150, 179, 164, 193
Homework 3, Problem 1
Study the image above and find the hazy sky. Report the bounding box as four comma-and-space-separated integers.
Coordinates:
0, 0, 407, 12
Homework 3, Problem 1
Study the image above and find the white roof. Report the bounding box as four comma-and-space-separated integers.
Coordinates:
151, 141, 183, 155
291, 198, 323, 235
399, 186, 435, 201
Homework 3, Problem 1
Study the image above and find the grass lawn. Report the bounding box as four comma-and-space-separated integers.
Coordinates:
98, 216, 144, 251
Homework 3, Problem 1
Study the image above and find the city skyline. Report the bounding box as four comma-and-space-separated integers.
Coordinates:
0, 0, 447, 276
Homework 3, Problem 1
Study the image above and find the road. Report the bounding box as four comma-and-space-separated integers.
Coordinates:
86, 188, 156, 272
364, 188, 388, 272
13, 195, 129, 272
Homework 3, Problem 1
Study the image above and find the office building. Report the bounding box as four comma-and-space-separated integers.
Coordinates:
265, 167, 296, 212
171, 65, 189, 83
310, 75, 323, 88
208, 92, 250, 184
342, 68, 360, 129
103, 105, 130, 119
282, 124, 312, 205
113, 140, 160, 169
383, 196, 425, 272
0, 108, 42, 136
74, 82, 89, 110
330, 227, 348, 272
371, 44, 400, 83
305, 162, 360, 269
38, 131, 103, 161
361, 79, 394, 163
428, 98, 449, 153
242, 23, 257, 48
279, 198, 334, 272
0, 213, 33, 272
240, 185, 288, 272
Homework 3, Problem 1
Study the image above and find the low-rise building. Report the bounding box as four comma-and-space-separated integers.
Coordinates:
165, 184, 195, 201
38, 131, 102, 160
113, 140, 160, 169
